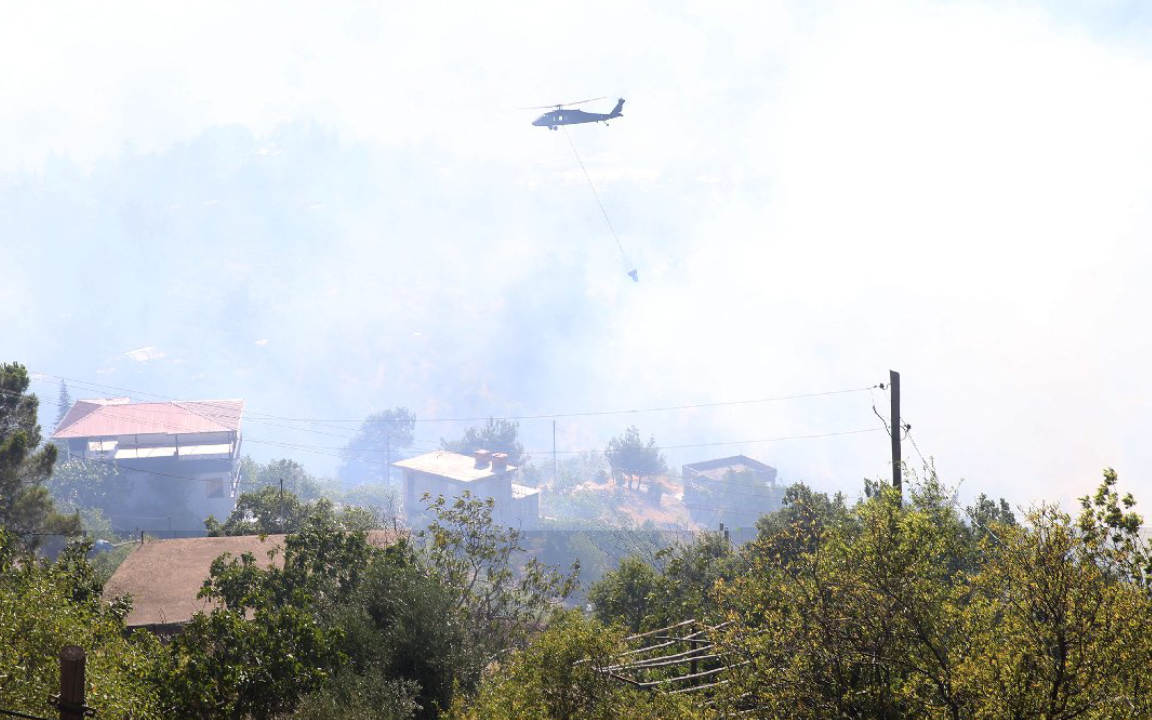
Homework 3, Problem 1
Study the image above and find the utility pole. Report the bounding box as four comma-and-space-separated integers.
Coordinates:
890, 369, 902, 501
278, 476, 285, 532
56, 645, 87, 720
385, 434, 391, 487
552, 420, 558, 483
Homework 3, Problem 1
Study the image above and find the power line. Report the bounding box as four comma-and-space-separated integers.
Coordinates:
20, 386, 886, 479
30, 370, 879, 425
616, 427, 882, 455
0, 707, 55, 720
14, 375, 887, 484
406, 387, 881, 424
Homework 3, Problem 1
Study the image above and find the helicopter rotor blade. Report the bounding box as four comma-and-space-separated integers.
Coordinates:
519, 96, 609, 110
563, 96, 608, 106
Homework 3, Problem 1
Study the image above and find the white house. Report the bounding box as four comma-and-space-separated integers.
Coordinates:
395, 449, 540, 530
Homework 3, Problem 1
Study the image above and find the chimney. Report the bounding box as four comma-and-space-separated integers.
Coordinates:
473, 449, 492, 468
491, 452, 509, 471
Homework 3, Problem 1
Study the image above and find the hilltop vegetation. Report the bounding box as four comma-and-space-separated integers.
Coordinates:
7, 469, 1150, 720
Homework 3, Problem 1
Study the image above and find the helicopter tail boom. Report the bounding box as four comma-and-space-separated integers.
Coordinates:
610, 98, 625, 117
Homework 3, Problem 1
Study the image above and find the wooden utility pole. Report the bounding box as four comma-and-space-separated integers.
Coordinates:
278, 477, 285, 532
890, 369, 902, 500
385, 434, 391, 486
57, 645, 86, 720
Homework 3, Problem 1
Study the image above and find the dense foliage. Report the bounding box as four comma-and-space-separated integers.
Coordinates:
5, 362, 1151, 720
0, 362, 80, 545
604, 425, 667, 488
46, 457, 134, 518
181, 491, 577, 720
204, 486, 379, 536
0, 530, 164, 720
449, 612, 696, 720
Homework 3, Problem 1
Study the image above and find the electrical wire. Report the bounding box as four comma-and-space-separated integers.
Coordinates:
13, 374, 888, 488
30, 371, 880, 425
23, 386, 888, 486
0, 707, 55, 720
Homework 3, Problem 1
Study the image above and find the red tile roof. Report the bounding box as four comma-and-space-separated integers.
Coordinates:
52, 399, 244, 438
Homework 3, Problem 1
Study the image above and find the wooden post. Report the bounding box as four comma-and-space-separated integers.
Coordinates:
890, 369, 902, 501
58, 645, 86, 720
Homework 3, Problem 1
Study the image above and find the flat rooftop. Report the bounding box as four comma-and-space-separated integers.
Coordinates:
682, 454, 776, 482
393, 451, 517, 483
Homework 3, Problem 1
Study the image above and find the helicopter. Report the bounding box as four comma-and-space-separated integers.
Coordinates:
530, 97, 625, 130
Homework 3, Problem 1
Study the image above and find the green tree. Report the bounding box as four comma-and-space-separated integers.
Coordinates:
289, 671, 419, 720
722, 477, 986, 720
715, 471, 1152, 720
335, 540, 473, 719
588, 531, 741, 634
1076, 466, 1151, 589
748, 482, 849, 566
442, 417, 525, 466
0, 530, 164, 719
964, 491, 1017, 548
53, 379, 73, 431
205, 486, 376, 536
340, 408, 416, 485
165, 514, 373, 720
421, 491, 577, 661
46, 457, 134, 516
239, 456, 324, 500
449, 612, 695, 720
957, 499, 1152, 718
604, 426, 666, 490
0, 362, 80, 545
587, 555, 659, 632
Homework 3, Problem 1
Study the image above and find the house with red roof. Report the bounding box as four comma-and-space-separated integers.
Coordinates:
51, 397, 244, 531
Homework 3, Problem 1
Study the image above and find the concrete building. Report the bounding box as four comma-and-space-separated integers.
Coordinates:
395, 449, 540, 530
51, 397, 244, 529
682, 455, 780, 531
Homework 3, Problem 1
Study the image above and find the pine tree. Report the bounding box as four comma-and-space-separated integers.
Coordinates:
54, 380, 73, 431
0, 362, 80, 545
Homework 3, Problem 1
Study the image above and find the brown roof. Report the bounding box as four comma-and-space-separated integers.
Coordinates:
103, 531, 396, 627
394, 451, 517, 483
53, 399, 244, 439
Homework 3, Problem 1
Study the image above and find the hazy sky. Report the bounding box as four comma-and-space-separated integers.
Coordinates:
3, 0, 1151, 510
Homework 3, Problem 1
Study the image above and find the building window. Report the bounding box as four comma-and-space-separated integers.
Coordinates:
206, 477, 224, 499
